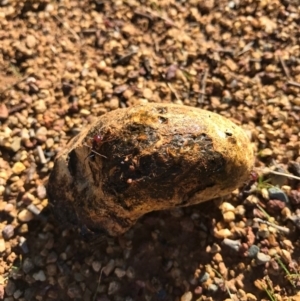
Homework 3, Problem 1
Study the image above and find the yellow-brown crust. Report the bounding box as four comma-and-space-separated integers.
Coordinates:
48, 103, 254, 236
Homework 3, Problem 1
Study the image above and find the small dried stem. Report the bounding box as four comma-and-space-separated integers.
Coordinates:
236, 41, 254, 56
253, 218, 290, 234
198, 69, 208, 103
287, 80, 300, 88
167, 82, 180, 101
267, 170, 300, 181
112, 50, 138, 66
278, 55, 291, 79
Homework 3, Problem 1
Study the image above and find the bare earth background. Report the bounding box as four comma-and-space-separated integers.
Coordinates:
0, 0, 300, 301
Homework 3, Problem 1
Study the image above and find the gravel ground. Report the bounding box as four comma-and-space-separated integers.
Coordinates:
0, 0, 300, 300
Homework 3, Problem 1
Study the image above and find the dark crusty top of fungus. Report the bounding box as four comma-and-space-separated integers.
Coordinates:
48, 104, 253, 236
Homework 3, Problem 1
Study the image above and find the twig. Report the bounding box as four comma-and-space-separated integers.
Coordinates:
53, 15, 80, 41
134, 9, 177, 27
256, 204, 272, 220
267, 170, 300, 181
112, 50, 138, 66
198, 69, 208, 103
278, 55, 291, 79
253, 218, 290, 234
167, 82, 180, 101
134, 10, 154, 21
8, 103, 27, 114
287, 80, 300, 88
236, 41, 254, 56
92, 268, 103, 301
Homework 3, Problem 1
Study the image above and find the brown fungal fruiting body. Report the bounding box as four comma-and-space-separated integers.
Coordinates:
48, 103, 253, 236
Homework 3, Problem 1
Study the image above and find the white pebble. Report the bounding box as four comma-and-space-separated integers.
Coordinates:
33, 270, 46, 281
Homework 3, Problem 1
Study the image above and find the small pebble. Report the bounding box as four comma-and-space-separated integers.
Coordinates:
246, 293, 257, 301
33, 270, 46, 281
10, 137, 22, 152
22, 258, 35, 273
0, 103, 9, 119
35, 126, 48, 142
256, 252, 271, 265
2, 224, 14, 240
24, 288, 35, 300
207, 283, 218, 293
4, 203, 14, 212
108, 281, 120, 295
268, 199, 286, 210
12, 162, 26, 175
268, 187, 289, 203
109, 97, 119, 109
19, 236, 29, 253
74, 272, 84, 282
5, 280, 16, 296
199, 272, 209, 283
80, 109, 91, 116
180, 291, 192, 301
194, 286, 203, 295
166, 65, 178, 80
18, 209, 34, 222
257, 224, 270, 238
18, 223, 29, 234
46, 264, 57, 276
67, 284, 82, 298
27, 204, 41, 215
235, 205, 245, 216
92, 261, 102, 272
222, 238, 241, 252
13, 289, 23, 299
114, 267, 126, 278
219, 262, 228, 276
34, 100, 47, 113
281, 249, 292, 263
261, 188, 269, 200
260, 148, 273, 157
214, 228, 232, 239
26, 34, 37, 48
37, 184, 47, 199
245, 195, 259, 205
46, 138, 54, 149
219, 202, 235, 213
223, 211, 235, 222
288, 161, 300, 176
210, 243, 221, 253
102, 259, 115, 276
0, 239, 6, 253
126, 266, 135, 279
248, 245, 260, 258
213, 253, 223, 263
46, 251, 58, 263
143, 88, 153, 100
